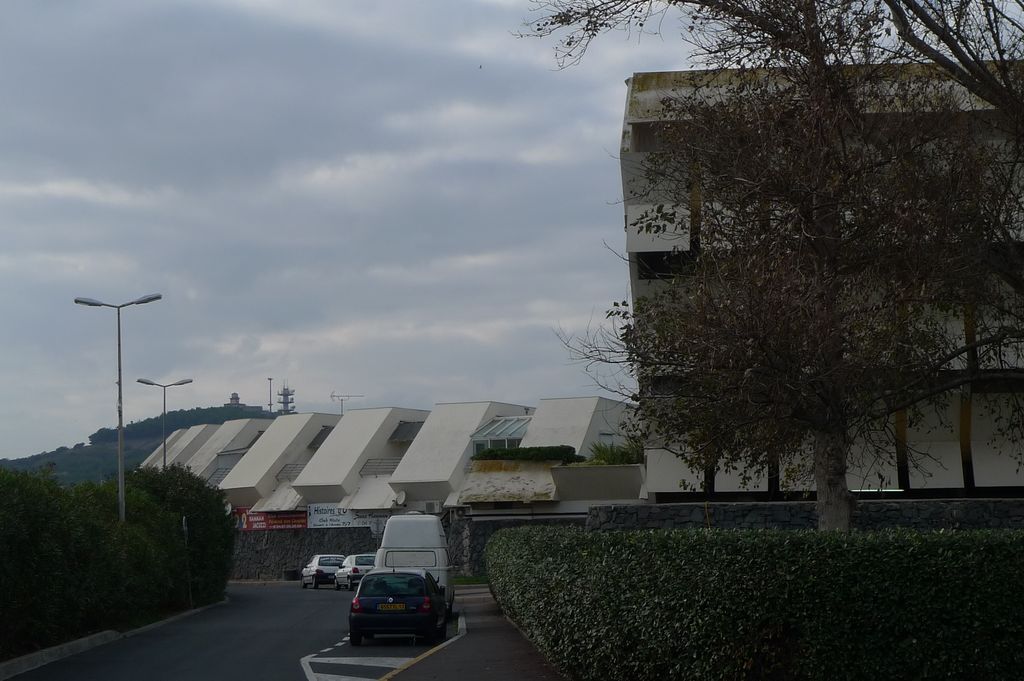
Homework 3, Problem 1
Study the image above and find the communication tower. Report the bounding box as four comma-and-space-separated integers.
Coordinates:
277, 383, 296, 414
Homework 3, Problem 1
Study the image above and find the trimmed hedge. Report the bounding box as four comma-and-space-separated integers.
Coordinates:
0, 466, 234, 661
472, 445, 582, 464
486, 526, 1024, 681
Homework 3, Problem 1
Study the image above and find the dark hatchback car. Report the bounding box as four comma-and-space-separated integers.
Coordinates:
348, 569, 448, 646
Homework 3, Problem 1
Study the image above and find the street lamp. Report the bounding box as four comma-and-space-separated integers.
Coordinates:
74, 293, 163, 522
137, 377, 193, 469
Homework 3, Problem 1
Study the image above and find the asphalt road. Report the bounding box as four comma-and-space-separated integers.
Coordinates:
15, 582, 448, 681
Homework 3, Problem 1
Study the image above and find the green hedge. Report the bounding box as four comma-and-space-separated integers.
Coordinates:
0, 466, 234, 661
486, 526, 1024, 681
472, 445, 582, 464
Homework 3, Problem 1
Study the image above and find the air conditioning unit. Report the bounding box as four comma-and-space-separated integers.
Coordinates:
424, 501, 442, 515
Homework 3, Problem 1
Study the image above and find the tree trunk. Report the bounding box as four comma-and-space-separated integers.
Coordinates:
813, 430, 855, 531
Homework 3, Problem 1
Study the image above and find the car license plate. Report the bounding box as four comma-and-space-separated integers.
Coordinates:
378, 603, 405, 611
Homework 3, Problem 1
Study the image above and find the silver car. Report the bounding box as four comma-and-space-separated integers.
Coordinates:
335, 553, 377, 590
300, 554, 346, 589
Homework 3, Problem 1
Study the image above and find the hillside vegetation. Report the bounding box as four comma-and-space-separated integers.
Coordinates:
0, 406, 272, 485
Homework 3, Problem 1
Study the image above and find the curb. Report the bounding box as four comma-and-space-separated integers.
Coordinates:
123, 598, 227, 639
0, 631, 120, 681
0, 599, 226, 681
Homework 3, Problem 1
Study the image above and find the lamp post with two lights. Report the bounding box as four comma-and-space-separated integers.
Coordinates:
74, 293, 162, 522
137, 377, 193, 469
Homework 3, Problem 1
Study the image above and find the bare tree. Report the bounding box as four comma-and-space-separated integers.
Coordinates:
535, 0, 1024, 529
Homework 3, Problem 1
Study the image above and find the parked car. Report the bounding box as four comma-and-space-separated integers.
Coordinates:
335, 553, 376, 591
301, 554, 346, 589
348, 568, 448, 646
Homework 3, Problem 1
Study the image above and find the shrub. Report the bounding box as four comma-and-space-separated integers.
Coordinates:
0, 469, 82, 658
486, 526, 1024, 681
579, 439, 645, 465
129, 465, 235, 606
472, 445, 582, 464
0, 467, 234, 661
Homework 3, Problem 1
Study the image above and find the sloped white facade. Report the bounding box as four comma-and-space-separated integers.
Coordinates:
292, 407, 429, 505
520, 397, 631, 458
219, 412, 339, 508
186, 418, 273, 482
389, 402, 532, 504
140, 427, 188, 468
159, 424, 220, 468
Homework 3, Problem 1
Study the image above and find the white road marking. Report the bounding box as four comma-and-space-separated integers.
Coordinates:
309, 656, 412, 668
319, 648, 334, 653
299, 653, 321, 681
301, 650, 414, 681
378, 613, 469, 681
303, 673, 377, 681
302, 613, 466, 681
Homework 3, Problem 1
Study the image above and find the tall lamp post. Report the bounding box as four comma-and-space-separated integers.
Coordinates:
74, 293, 162, 522
137, 377, 193, 468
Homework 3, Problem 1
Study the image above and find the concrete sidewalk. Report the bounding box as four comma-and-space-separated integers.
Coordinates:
388, 585, 566, 681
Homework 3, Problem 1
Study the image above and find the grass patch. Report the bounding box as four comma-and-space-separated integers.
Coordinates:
453, 575, 489, 585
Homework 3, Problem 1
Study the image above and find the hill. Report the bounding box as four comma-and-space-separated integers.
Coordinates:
0, 406, 274, 485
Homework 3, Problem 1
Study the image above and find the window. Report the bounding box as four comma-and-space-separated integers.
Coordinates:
384, 550, 437, 568
360, 574, 425, 597
308, 425, 334, 451
470, 416, 532, 452
631, 122, 688, 152
636, 249, 697, 280
473, 437, 521, 452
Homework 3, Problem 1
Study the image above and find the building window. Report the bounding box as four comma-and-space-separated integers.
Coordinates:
307, 425, 334, 451
473, 438, 521, 453
636, 250, 697, 280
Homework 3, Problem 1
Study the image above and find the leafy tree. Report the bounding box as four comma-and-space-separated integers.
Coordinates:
129, 465, 235, 605
533, 0, 1024, 529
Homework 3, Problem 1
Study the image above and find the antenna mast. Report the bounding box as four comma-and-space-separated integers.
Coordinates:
330, 391, 364, 415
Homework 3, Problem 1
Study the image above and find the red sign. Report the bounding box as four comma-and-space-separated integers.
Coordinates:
234, 508, 307, 531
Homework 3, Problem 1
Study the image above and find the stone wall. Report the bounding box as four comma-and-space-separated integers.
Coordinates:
232, 500, 1024, 580
232, 527, 378, 580
447, 510, 585, 576
586, 499, 1024, 531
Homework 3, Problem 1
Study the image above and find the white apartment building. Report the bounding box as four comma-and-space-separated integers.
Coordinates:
218, 412, 339, 509
389, 401, 534, 512
457, 396, 641, 516
185, 418, 273, 485
292, 407, 429, 512
620, 70, 1024, 501
140, 427, 188, 468
141, 424, 220, 469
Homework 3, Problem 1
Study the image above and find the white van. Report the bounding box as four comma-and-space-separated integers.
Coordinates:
374, 512, 455, 610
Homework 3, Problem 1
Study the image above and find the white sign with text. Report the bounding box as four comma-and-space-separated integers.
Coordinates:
307, 503, 387, 531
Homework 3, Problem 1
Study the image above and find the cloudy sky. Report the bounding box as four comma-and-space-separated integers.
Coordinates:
0, 0, 689, 458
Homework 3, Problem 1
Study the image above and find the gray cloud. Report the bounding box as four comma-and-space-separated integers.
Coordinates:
0, 0, 686, 457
